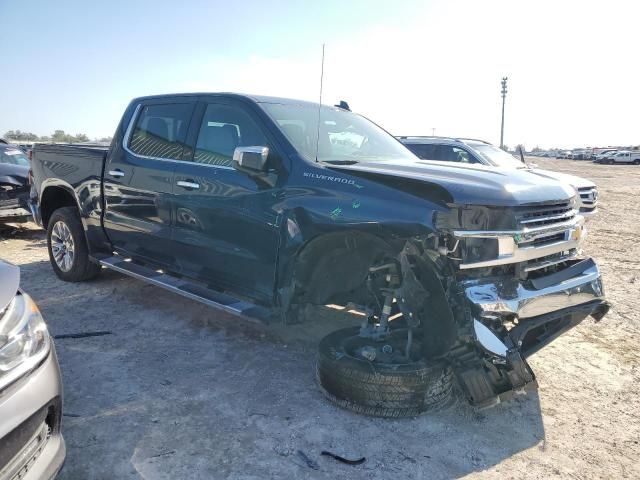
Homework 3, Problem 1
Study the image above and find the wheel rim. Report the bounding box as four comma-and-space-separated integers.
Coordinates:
51, 220, 75, 272
342, 328, 422, 365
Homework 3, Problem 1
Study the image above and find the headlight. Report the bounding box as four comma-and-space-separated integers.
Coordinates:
462, 237, 499, 264
434, 206, 518, 231
0, 292, 50, 390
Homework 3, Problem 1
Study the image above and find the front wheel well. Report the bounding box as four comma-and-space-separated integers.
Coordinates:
287, 231, 399, 308
40, 186, 78, 228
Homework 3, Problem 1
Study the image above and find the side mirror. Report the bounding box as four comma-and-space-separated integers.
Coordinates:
233, 146, 269, 172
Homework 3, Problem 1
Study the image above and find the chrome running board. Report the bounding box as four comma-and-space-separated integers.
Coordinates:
94, 255, 270, 321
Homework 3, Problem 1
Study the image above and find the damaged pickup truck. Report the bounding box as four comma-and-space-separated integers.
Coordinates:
30, 93, 609, 416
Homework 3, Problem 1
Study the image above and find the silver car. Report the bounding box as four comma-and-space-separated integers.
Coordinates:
0, 262, 65, 480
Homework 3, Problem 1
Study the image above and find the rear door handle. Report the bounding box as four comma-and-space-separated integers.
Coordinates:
108, 169, 125, 178
177, 180, 200, 190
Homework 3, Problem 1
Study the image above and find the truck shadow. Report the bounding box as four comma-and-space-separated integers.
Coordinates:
13, 261, 545, 479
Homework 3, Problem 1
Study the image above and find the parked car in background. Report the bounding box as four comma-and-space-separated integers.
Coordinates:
593, 150, 618, 163
570, 150, 588, 160
590, 149, 615, 161
398, 136, 599, 216
15, 144, 33, 154
607, 150, 640, 165
29, 93, 608, 415
0, 144, 32, 224
0, 261, 65, 479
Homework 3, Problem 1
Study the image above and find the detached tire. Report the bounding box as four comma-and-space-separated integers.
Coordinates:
47, 207, 101, 282
316, 327, 454, 418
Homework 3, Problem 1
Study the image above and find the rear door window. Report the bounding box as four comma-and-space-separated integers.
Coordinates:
193, 104, 269, 168
433, 145, 473, 163
406, 144, 437, 160
128, 103, 193, 159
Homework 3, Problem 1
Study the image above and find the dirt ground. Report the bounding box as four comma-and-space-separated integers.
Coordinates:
1, 158, 639, 479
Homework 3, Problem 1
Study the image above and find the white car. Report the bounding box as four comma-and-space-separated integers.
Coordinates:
608, 150, 640, 165
530, 169, 598, 216
399, 137, 600, 217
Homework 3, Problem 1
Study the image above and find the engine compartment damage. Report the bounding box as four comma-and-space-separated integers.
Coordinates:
287, 227, 610, 409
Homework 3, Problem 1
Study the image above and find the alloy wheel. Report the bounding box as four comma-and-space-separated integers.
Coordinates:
51, 221, 75, 272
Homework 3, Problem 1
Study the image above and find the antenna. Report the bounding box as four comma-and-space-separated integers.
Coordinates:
315, 44, 325, 163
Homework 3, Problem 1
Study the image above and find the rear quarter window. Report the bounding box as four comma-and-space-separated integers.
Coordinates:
128, 103, 193, 159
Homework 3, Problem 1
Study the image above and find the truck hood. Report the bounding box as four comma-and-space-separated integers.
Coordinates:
526, 168, 594, 189
329, 159, 576, 207
0, 261, 20, 312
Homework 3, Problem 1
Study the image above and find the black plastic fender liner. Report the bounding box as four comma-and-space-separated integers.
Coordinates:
397, 249, 458, 358
280, 230, 400, 309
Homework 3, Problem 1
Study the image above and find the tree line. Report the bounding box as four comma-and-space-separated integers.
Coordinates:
3, 129, 112, 143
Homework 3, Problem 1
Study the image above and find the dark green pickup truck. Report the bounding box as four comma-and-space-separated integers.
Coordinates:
30, 93, 609, 416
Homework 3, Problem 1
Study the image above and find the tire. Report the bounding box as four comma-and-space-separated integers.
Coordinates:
316, 327, 454, 418
47, 207, 101, 282
634, 159, 640, 165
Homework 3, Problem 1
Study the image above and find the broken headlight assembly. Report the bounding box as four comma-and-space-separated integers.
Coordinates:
434, 205, 516, 232
434, 207, 504, 264
0, 292, 50, 391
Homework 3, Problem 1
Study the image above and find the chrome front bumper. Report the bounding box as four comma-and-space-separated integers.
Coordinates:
454, 258, 608, 406
463, 257, 605, 320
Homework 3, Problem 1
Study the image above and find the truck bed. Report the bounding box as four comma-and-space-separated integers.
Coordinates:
31, 143, 109, 228
31, 144, 108, 189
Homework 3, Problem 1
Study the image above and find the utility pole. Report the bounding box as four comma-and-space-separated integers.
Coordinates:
431, 127, 436, 137
500, 77, 508, 149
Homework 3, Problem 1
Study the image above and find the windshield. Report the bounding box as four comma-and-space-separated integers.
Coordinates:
470, 143, 525, 168
0, 147, 30, 166
260, 102, 416, 163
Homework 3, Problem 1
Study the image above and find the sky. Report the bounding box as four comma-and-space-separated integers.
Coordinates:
1, 0, 638, 149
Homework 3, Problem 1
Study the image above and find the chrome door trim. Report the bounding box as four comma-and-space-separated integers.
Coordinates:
176, 181, 200, 189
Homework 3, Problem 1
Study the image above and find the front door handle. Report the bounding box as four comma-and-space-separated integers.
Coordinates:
108, 169, 125, 178
177, 180, 200, 190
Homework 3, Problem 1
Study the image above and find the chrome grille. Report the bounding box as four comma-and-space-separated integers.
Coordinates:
523, 250, 579, 272
0, 423, 49, 480
521, 232, 565, 247
516, 200, 577, 229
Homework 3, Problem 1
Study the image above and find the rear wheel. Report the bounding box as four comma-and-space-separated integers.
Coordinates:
47, 207, 101, 282
316, 326, 454, 417
634, 159, 640, 165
